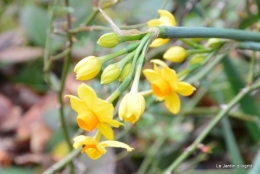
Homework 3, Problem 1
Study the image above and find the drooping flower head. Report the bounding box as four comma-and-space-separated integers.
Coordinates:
66, 84, 124, 140
147, 10, 177, 47
73, 135, 134, 160
119, 92, 146, 124
143, 59, 195, 114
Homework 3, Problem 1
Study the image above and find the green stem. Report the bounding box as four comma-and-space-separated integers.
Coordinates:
106, 33, 152, 103
60, 0, 74, 173
100, 42, 139, 63
137, 137, 167, 174
159, 26, 260, 42
163, 80, 260, 173
131, 37, 151, 93
238, 41, 260, 51
178, 107, 260, 123
186, 48, 212, 55
43, 0, 58, 89
248, 51, 255, 84
118, 33, 146, 42
180, 38, 204, 49
84, 1, 120, 25
42, 149, 81, 174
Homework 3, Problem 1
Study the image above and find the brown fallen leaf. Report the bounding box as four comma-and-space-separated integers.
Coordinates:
30, 122, 51, 153
0, 46, 43, 63
0, 106, 22, 134
17, 92, 57, 152
0, 149, 12, 167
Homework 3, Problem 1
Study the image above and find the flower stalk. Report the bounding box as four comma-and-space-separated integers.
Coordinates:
158, 26, 260, 42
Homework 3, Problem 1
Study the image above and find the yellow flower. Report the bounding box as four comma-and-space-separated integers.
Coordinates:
73, 135, 134, 160
119, 92, 145, 123
163, 46, 187, 63
143, 59, 195, 114
147, 10, 177, 47
74, 56, 101, 81
66, 84, 124, 140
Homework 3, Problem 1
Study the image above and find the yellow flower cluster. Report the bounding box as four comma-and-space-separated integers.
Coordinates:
66, 9, 197, 160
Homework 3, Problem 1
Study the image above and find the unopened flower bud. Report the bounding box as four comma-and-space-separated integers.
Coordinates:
119, 62, 132, 82
189, 54, 205, 65
97, 33, 119, 48
208, 38, 223, 48
74, 56, 101, 81
101, 64, 121, 84
163, 46, 187, 63
119, 92, 145, 124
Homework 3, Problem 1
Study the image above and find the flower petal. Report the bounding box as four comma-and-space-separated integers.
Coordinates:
100, 141, 134, 152
77, 83, 97, 109
65, 95, 88, 114
147, 19, 161, 28
86, 148, 103, 160
118, 95, 128, 121
96, 144, 107, 154
97, 123, 114, 140
176, 82, 196, 96
165, 91, 180, 114
143, 69, 160, 84
149, 38, 169, 47
73, 135, 96, 149
158, 10, 177, 26
162, 67, 178, 89
77, 112, 99, 132
100, 118, 125, 128
94, 99, 114, 120
150, 59, 168, 67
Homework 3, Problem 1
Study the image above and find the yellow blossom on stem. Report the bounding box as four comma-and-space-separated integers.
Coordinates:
66, 84, 124, 140
74, 56, 101, 81
73, 135, 134, 160
119, 92, 145, 124
143, 59, 195, 114
147, 10, 177, 47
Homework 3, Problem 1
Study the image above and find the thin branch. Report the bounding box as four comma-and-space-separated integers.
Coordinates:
163, 80, 260, 173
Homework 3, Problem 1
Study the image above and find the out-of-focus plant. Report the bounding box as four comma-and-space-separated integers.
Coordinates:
40, 1, 260, 174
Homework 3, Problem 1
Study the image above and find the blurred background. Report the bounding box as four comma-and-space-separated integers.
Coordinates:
0, 0, 260, 173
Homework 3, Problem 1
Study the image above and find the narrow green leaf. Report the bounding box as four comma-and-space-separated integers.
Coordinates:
19, 5, 49, 46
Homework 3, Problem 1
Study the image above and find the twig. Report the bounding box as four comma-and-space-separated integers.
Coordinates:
56, 0, 74, 173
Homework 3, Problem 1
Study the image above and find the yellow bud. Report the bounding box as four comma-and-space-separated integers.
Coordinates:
119, 62, 132, 82
74, 56, 101, 81
101, 64, 121, 84
208, 38, 223, 48
163, 46, 187, 63
97, 33, 119, 48
118, 92, 145, 124
189, 54, 205, 65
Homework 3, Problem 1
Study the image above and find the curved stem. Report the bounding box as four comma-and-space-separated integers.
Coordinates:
163, 80, 260, 173
159, 26, 260, 42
